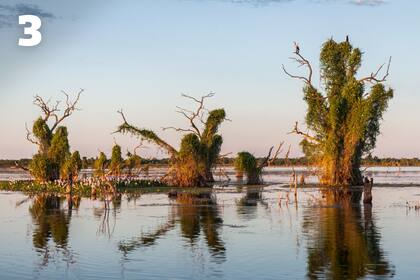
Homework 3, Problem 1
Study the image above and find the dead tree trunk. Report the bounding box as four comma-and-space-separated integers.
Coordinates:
363, 177, 373, 204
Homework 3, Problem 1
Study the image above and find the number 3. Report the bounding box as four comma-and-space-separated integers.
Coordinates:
18, 15, 42, 47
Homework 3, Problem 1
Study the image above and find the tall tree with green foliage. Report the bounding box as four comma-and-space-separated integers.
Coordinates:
60, 151, 83, 180
117, 93, 227, 187
125, 149, 142, 176
110, 144, 124, 176
283, 38, 393, 186
26, 91, 83, 182
94, 152, 108, 177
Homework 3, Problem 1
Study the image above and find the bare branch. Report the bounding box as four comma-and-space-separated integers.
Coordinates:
162, 126, 196, 134
268, 141, 284, 166
33, 89, 83, 132
258, 146, 275, 169
173, 93, 215, 138
50, 89, 83, 131
15, 161, 29, 171
117, 109, 128, 124
289, 121, 319, 143
359, 56, 392, 84
282, 42, 314, 87
25, 123, 39, 145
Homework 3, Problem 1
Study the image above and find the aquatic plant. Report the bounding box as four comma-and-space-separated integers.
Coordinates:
117, 93, 227, 187
283, 38, 393, 186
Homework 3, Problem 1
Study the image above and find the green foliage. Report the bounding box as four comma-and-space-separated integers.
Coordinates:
32, 117, 52, 154
234, 152, 257, 173
94, 152, 108, 177
234, 152, 261, 185
125, 152, 142, 175
48, 127, 70, 166
110, 144, 124, 175
29, 154, 52, 182
117, 123, 178, 156
29, 125, 74, 181
293, 38, 393, 185
60, 151, 82, 180
118, 104, 226, 187
202, 109, 226, 144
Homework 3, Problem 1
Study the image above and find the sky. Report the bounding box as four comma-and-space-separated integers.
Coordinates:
0, 0, 419, 159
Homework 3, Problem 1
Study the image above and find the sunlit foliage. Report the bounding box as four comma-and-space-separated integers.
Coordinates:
286, 39, 393, 185
234, 152, 261, 185
94, 152, 108, 177
110, 144, 124, 176
117, 94, 226, 187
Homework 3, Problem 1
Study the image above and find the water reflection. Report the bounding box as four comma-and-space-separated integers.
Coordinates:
95, 194, 121, 238
29, 194, 76, 266
236, 186, 269, 220
303, 197, 395, 279
118, 192, 226, 262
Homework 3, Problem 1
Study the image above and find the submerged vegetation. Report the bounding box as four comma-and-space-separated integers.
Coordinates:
284, 38, 393, 186
117, 93, 227, 187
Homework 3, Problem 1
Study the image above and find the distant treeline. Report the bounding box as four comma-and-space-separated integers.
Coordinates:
2, 156, 420, 169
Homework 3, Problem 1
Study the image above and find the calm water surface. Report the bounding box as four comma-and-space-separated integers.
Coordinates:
1, 184, 420, 279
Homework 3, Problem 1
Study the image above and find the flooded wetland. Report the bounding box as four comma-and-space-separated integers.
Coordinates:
1, 168, 420, 279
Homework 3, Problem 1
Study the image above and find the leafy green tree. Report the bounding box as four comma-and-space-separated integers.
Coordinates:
283, 38, 393, 186
48, 126, 70, 179
60, 151, 83, 180
234, 152, 260, 184
110, 144, 124, 176
28, 154, 52, 182
26, 91, 83, 182
234, 147, 275, 185
81, 156, 89, 169
117, 94, 226, 187
94, 152, 108, 177
125, 151, 142, 176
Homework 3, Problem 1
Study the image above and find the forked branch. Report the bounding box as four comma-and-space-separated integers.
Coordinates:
268, 141, 284, 166
25, 123, 39, 145
359, 57, 392, 84
258, 146, 275, 169
33, 89, 83, 132
289, 121, 319, 143
170, 93, 215, 138
282, 42, 314, 87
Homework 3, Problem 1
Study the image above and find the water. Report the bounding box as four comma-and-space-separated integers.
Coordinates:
3, 166, 420, 185
1, 183, 420, 279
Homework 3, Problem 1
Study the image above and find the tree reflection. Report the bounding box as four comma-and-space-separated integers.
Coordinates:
29, 194, 75, 266
303, 196, 394, 279
118, 192, 225, 262
236, 186, 267, 219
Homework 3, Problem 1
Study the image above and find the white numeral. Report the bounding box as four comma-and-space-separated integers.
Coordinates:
18, 15, 42, 47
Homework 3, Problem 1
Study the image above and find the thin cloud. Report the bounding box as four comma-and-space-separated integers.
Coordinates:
0, 3, 55, 28
190, 0, 388, 6
350, 0, 386, 6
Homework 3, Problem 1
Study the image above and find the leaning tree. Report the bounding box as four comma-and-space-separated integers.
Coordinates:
25, 90, 83, 182
117, 93, 227, 187
283, 38, 393, 186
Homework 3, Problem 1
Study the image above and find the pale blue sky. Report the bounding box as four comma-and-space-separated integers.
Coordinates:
0, 0, 419, 159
